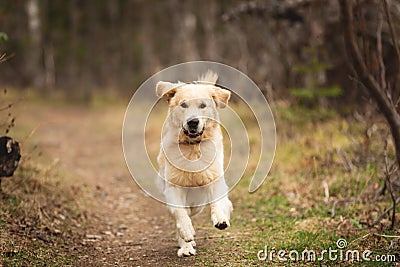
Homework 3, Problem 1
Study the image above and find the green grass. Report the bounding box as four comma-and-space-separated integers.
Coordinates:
2, 246, 79, 266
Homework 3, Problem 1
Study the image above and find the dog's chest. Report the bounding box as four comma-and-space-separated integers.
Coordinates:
164, 141, 223, 187
168, 167, 220, 187
179, 144, 202, 159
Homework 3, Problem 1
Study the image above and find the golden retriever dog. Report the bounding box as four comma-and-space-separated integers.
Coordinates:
156, 71, 233, 257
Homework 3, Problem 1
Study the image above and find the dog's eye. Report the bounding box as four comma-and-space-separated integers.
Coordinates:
180, 102, 188, 108
199, 103, 206, 109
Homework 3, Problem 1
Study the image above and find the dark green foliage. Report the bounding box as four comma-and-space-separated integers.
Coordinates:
0, 32, 8, 43
290, 47, 342, 101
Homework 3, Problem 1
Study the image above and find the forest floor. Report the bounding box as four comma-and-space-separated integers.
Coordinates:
0, 94, 399, 266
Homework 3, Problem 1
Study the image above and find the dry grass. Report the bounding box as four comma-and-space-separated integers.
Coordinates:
0, 92, 89, 266
0, 154, 88, 265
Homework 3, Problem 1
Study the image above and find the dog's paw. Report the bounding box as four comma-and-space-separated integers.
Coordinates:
177, 242, 196, 257
211, 198, 233, 230
176, 221, 195, 242
211, 211, 231, 230
214, 219, 230, 230
215, 221, 228, 230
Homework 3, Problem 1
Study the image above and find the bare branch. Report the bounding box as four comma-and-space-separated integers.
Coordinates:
221, 0, 311, 23
383, 0, 400, 106
372, 197, 400, 227
0, 53, 6, 63
0, 53, 14, 64
383, 0, 400, 66
0, 99, 22, 112
339, 0, 400, 167
377, 12, 387, 90
356, 0, 371, 70
383, 141, 398, 229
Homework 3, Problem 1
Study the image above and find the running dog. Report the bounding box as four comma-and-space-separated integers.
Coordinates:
156, 71, 233, 257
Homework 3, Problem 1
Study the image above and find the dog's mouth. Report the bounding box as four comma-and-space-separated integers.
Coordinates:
182, 126, 205, 139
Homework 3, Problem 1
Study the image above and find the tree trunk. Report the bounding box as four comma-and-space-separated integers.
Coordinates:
25, 0, 43, 87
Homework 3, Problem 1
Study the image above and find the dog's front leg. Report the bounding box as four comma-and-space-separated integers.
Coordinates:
170, 207, 195, 242
210, 196, 233, 230
165, 186, 196, 256
169, 207, 196, 257
209, 178, 233, 230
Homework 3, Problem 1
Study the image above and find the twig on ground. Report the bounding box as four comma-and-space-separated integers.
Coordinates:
197, 233, 251, 240
336, 148, 354, 172
348, 233, 372, 247
386, 178, 397, 230
323, 181, 330, 204
373, 233, 400, 239
331, 197, 357, 217
313, 156, 319, 179
383, 142, 398, 229
371, 197, 400, 227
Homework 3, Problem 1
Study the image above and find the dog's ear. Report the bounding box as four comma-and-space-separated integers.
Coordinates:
212, 87, 231, 108
156, 81, 177, 100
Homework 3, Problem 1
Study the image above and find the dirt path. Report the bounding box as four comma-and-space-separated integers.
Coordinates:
29, 104, 209, 266
10, 101, 398, 267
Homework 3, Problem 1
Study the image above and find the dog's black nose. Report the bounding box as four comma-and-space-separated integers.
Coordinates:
187, 118, 199, 130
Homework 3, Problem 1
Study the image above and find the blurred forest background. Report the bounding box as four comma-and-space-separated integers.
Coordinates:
0, 0, 398, 103
1, 0, 400, 265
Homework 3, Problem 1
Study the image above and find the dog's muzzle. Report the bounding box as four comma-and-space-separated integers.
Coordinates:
182, 118, 204, 139
182, 126, 205, 139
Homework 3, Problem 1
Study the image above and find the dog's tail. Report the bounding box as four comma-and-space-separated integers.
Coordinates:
198, 70, 218, 85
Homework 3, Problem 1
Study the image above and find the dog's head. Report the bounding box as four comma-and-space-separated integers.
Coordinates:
156, 73, 230, 142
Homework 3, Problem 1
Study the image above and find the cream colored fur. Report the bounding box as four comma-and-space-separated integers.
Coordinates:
156, 71, 233, 257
